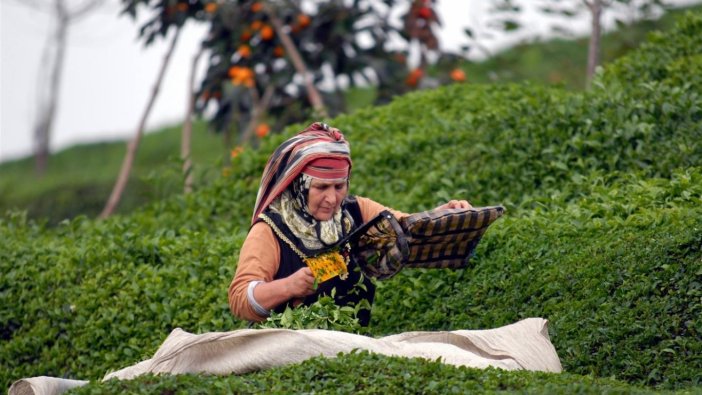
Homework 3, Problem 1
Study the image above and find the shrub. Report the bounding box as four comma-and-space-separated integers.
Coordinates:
1, 11, 701, 393
71, 352, 655, 395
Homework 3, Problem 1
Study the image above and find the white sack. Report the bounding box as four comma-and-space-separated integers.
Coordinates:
9, 317, 561, 395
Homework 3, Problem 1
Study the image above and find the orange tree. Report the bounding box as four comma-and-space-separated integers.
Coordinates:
121, 0, 450, 139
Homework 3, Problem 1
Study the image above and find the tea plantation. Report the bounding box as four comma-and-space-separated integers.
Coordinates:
2, 12, 701, 394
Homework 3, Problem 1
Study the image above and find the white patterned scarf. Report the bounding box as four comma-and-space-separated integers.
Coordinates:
268, 174, 346, 251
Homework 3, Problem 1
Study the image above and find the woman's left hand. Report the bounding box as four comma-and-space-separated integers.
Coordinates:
435, 199, 472, 210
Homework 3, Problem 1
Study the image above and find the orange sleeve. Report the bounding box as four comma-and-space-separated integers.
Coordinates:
228, 221, 281, 322
355, 196, 408, 223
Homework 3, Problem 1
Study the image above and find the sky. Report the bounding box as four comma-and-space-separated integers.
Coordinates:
1, 0, 697, 163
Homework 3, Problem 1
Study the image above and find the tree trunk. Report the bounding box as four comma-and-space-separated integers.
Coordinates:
585, 0, 603, 89
182, 46, 204, 194
34, 0, 68, 175
241, 84, 275, 144
222, 126, 232, 164
263, 2, 327, 118
100, 28, 181, 219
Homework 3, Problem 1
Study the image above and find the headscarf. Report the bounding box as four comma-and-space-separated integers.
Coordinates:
268, 174, 346, 250
252, 123, 353, 246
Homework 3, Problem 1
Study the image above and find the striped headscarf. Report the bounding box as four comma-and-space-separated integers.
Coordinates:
251, 122, 352, 224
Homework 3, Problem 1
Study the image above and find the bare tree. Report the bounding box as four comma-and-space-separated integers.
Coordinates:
181, 45, 204, 194
581, 0, 669, 87
584, 0, 605, 88
20, 0, 106, 175
100, 28, 181, 218
489, 0, 669, 88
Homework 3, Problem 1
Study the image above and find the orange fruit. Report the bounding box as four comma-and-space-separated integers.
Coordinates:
260, 25, 274, 41
405, 68, 423, 87
273, 46, 284, 57
204, 3, 217, 13
450, 68, 466, 82
250, 2, 263, 13
298, 14, 311, 28
417, 6, 432, 19
176, 2, 188, 12
240, 30, 252, 41
255, 123, 270, 138
238, 45, 251, 58
228, 66, 241, 78
230, 146, 244, 159
229, 66, 255, 87
250, 21, 263, 30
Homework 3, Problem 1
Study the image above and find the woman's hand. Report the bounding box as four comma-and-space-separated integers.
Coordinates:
435, 199, 472, 210
285, 267, 316, 298
250, 268, 316, 314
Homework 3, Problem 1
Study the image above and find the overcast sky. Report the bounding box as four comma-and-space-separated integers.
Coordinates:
1, 0, 697, 163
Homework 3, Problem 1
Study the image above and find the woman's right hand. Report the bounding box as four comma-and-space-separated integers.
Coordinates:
285, 267, 316, 298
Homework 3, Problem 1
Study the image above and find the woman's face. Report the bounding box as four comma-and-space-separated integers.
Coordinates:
307, 178, 348, 221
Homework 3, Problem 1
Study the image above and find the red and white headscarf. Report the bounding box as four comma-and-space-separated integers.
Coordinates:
251, 122, 352, 224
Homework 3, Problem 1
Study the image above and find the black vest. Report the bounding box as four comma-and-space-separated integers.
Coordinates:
258, 196, 376, 326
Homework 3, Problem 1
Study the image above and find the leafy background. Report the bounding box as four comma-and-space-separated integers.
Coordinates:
0, 6, 693, 225
2, 10, 702, 394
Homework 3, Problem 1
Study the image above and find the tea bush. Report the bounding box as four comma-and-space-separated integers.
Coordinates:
1, 11, 701, 394
72, 351, 655, 395
372, 167, 702, 388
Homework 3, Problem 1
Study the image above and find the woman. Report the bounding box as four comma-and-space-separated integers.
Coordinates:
228, 122, 470, 326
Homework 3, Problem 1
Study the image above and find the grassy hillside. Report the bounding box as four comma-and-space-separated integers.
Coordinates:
2, 10, 702, 395
461, 6, 694, 89
0, 5, 698, 225
0, 122, 225, 225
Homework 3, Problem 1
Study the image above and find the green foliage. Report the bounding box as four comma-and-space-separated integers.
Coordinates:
2, 11, 702, 394
1, 7, 693, 225
372, 167, 702, 388
460, 5, 695, 90
600, 9, 702, 88
255, 294, 366, 334
71, 351, 656, 395
0, 213, 246, 383
122, 0, 436, 133
456, 3, 702, 91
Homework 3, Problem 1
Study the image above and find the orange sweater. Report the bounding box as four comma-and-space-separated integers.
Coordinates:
228, 196, 407, 322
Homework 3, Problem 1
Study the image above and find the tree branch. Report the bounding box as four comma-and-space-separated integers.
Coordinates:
263, 1, 327, 118
67, 0, 106, 22
100, 28, 181, 218
182, 44, 205, 194
241, 83, 275, 143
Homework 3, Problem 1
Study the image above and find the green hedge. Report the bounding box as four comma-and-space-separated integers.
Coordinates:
372, 168, 702, 387
71, 352, 656, 395
1, 11, 701, 393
